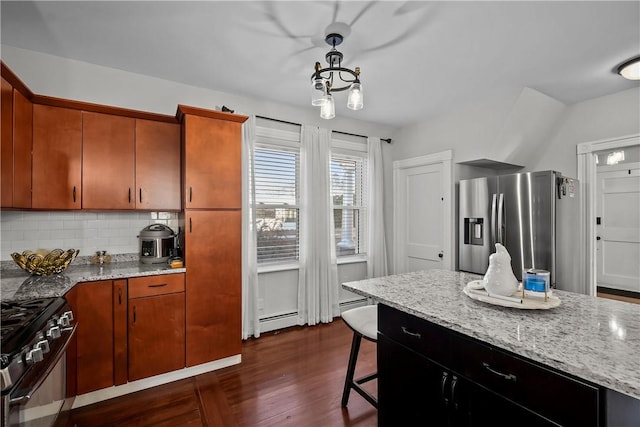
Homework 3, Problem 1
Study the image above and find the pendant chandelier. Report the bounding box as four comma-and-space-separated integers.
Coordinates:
310, 33, 363, 119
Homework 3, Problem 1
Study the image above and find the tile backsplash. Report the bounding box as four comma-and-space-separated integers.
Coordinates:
0, 211, 180, 261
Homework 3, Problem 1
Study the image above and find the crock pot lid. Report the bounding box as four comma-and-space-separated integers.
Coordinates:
139, 224, 175, 238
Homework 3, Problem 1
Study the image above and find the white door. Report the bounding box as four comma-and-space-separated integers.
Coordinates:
393, 151, 453, 274
596, 164, 640, 293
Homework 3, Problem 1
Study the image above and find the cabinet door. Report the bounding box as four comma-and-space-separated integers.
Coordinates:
465, 379, 557, 427
67, 280, 114, 395
1, 76, 13, 207
32, 105, 82, 209
12, 89, 32, 208
185, 209, 241, 366
128, 292, 185, 381
135, 119, 181, 210
113, 279, 128, 386
377, 334, 450, 426
82, 111, 135, 209
183, 114, 242, 209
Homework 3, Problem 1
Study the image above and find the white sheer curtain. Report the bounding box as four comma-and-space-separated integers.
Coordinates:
297, 125, 340, 325
367, 137, 388, 278
241, 116, 260, 339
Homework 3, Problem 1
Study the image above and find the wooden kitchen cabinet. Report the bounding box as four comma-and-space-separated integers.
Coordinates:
0, 78, 32, 208
66, 280, 114, 395
128, 274, 185, 381
1, 76, 14, 207
378, 304, 600, 427
82, 111, 136, 209
184, 209, 241, 366
32, 104, 82, 209
113, 279, 128, 386
181, 107, 245, 209
135, 119, 181, 211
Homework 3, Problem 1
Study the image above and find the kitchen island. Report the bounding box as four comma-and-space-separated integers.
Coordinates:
343, 269, 640, 426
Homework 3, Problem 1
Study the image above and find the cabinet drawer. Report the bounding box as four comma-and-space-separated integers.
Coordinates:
378, 304, 450, 367
450, 333, 600, 427
128, 273, 185, 298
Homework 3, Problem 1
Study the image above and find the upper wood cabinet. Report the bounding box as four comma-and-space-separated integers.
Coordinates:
1, 78, 32, 208
1, 77, 14, 207
182, 111, 245, 209
32, 104, 82, 209
12, 90, 33, 208
82, 111, 136, 210
135, 119, 181, 211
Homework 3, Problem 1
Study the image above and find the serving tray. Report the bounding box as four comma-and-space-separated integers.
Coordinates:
463, 280, 561, 310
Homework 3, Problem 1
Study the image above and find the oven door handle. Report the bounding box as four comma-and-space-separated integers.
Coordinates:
9, 324, 76, 404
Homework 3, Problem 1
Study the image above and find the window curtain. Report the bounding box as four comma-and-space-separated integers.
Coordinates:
367, 137, 388, 278
242, 116, 260, 339
297, 126, 340, 325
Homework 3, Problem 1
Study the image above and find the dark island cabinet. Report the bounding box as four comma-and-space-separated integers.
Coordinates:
377, 304, 601, 427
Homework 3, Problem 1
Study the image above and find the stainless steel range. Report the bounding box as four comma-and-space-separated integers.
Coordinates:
1, 297, 76, 427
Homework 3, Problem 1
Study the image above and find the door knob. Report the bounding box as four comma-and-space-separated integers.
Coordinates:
438, 252, 444, 259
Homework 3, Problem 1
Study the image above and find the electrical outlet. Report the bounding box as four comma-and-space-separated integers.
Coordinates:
158, 212, 171, 220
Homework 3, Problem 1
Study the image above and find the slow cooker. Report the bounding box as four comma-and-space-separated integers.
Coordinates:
138, 224, 176, 264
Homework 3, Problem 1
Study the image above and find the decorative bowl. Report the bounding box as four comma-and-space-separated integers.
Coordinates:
11, 249, 80, 275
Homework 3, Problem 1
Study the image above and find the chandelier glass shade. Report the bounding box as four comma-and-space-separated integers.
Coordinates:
311, 33, 363, 119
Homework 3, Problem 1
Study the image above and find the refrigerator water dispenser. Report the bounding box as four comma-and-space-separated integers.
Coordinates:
463, 218, 484, 246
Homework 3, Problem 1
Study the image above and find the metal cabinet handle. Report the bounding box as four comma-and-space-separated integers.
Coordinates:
128, 188, 131, 204
451, 375, 459, 410
401, 326, 421, 339
72, 186, 76, 203
189, 186, 193, 203
139, 188, 142, 203
133, 306, 136, 324
148, 283, 167, 288
483, 362, 517, 382
440, 371, 450, 406
189, 217, 192, 233
118, 287, 122, 305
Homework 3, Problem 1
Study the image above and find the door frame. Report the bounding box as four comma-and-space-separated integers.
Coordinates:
576, 133, 639, 296
393, 150, 454, 274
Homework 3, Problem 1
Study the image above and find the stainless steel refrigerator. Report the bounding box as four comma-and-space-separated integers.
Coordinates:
458, 170, 585, 294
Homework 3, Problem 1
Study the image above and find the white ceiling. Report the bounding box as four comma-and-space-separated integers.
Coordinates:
1, 1, 639, 128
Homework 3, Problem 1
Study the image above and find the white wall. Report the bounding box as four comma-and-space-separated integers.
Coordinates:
386, 84, 640, 272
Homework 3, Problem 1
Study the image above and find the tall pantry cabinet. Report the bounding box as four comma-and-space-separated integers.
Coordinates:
178, 105, 248, 367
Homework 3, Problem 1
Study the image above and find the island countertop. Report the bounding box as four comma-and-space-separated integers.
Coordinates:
1, 262, 186, 302
342, 269, 640, 401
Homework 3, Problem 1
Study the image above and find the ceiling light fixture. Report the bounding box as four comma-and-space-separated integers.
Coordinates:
617, 56, 640, 80
311, 33, 362, 119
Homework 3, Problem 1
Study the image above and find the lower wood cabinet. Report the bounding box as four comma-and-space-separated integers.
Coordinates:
378, 304, 601, 427
128, 274, 185, 381
66, 280, 115, 395
185, 209, 242, 367
66, 273, 185, 395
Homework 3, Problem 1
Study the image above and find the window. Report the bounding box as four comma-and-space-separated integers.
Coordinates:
331, 150, 367, 258
254, 122, 301, 264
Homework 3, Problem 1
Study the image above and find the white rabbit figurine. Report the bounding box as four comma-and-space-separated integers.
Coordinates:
483, 243, 519, 296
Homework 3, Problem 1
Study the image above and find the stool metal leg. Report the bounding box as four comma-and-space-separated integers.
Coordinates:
341, 331, 378, 409
342, 332, 362, 407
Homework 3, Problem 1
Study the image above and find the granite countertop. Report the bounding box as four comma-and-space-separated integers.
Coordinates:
342, 269, 640, 401
1, 262, 186, 302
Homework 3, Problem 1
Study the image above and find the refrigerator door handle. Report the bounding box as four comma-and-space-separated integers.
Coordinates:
491, 193, 498, 246
497, 193, 505, 244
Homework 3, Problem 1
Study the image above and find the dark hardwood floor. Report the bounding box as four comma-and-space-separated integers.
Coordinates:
66, 319, 377, 427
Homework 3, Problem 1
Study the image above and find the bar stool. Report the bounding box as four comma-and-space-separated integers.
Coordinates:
341, 304, 378, 408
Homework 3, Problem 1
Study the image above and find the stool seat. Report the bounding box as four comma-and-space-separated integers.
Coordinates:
342, 305, 378, 341
341, 304, 378, 409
